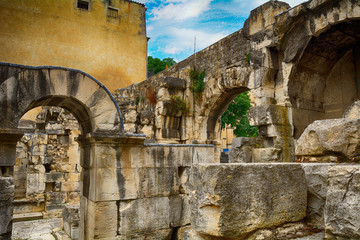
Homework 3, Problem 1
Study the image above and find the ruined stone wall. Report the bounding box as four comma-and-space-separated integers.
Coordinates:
77, 134, 217, 239
115, 0, 360, 163
14, 107, 81, 220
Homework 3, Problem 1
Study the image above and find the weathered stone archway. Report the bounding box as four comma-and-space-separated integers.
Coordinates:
0, 62, 123, 239
286, 18, 360, 138
115, 0, 360, 163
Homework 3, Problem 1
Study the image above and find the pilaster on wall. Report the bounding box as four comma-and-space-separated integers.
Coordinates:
77, 132, 146, 240
0, 129, 28, 240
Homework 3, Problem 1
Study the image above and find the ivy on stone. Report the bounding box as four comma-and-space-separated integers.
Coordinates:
190, 69, 205, 98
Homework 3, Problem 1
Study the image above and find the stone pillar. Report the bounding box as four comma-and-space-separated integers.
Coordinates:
77, 132, 145, 240
249, 104, 295, 162
0, 129, 26, 240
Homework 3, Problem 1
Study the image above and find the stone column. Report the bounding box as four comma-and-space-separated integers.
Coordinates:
77, 132, 145, 240
0, 129, 26, 240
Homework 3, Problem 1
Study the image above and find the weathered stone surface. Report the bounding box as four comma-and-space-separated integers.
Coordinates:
343, 100, 360, 119
190, 163, 307, 238
118, 195, 189, 235
325, 165, 360, 239
252, 147, 281, 162
229, 137, 263, 163
296, 119, 360, 159
301, 163, 334, 228
117, 228, 173, 240
0, 199, 13, 237
63, 204, 79, 240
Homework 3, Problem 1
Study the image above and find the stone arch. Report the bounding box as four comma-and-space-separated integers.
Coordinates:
285, 8, 360, 138
0, 62, 124, 239
0, 62, 123, 134
205, 87, 250, 141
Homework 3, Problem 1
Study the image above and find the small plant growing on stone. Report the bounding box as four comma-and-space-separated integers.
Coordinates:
190, 68, 205, 98
245, 53, 251, 65
170, 95, 189, 113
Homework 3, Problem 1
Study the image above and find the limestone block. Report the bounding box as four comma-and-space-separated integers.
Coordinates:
343, 100, 360, 119
91, 109, 121, 132
88, 166, 139, 201
229, 137, 264, 163
119, 195, 188, 235
124, 110, 137, 123
190, 163, 307, 238
156, 87, 170, 101
45, 192, 67, 205
302, 163, 334, 228
27, 173, 45, 196
138, 125, 154, 138
177, 227, 207, 240
141, 145, 193, 168
249, 105, 290, 126
139, 110, 153, 125
86, 200, 118, 239
192, 147, 217, 164
124, 123, 136, 133
117, 228, 173, 240
138, 167, 179, 198
0, 177, 14, 201
159, 77, 186, 90
178, 166, 191, 194
252, 148, 281, 162
0, 200, 13, 237
63, 204, 80, 240
64, 173, 80, 182
325, 165, 360, 239
61, 182, 80, 192
243, 1, 290, 36
296, 119, 360, 158
45, 172, 64, 183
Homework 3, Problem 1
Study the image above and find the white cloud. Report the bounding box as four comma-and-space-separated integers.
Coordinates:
164, 46, 182, 54
161, 27, 228, 56
151, 0, 213, 21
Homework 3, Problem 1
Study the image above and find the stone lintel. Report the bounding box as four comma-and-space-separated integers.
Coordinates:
76, 131, 146, 146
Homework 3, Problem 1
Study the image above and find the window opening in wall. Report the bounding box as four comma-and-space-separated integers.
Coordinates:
77, 0, 89, 10
107, 6, 119, 18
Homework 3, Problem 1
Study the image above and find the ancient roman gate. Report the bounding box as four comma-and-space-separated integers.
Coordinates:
116, 0, 360, 162
1, 0, 360, 239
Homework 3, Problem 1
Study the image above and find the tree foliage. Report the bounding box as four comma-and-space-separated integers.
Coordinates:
147, 56, 176, 77
221, 92, 258, 137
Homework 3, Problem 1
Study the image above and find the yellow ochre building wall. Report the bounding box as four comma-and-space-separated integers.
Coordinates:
0, 0, 147, 92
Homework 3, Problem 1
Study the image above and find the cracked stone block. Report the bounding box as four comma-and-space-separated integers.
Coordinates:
118, 195, 189, 235
190, 163, 307, 238
325, 165, 360, 239
301, 163, 335, 228
296, 119, 360, 159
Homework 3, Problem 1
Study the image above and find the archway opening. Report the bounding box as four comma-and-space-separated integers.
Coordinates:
12, 106, 81, 239
289, 20, 360, 138
218, 91, 258, 162
206, 87, 250, 142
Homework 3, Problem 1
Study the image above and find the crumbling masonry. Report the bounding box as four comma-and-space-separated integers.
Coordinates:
1, 0, 360, 239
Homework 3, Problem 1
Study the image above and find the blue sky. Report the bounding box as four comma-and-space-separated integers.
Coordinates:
136, 0, 305, 61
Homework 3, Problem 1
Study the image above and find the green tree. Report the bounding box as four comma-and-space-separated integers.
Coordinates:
221, 92, 258, 137
147, 56, 176, 77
